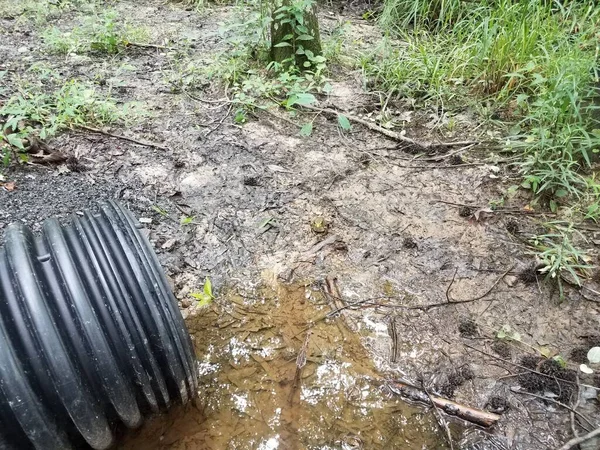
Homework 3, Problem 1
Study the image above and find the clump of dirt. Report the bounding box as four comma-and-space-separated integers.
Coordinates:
570, 346, 589, 364
449, 154, 464, 165
439, 365, 474, 398
243, 175, 261, 186
518, 264, 541, 284
491, 341, 512, 358
583, 335, 600, 348
403, 236, 418, 249
505, 219, 519, 235
458, 319, 478, 337
486, 396, 509, 413
459, 206, 473, 218
518, 356, 576, 403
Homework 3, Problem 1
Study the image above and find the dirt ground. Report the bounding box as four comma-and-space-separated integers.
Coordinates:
1, 1, 600, 449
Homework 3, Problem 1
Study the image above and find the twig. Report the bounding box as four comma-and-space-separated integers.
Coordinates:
126, 42, 175, 51
182, 89, 230, 106
75, 125, 169, 151
388, 380, 500, 427
256, 106, 301, 128
404, 143, 478, 162
462, 343, 600, 391
571, 375, 582, 438
392, 162, 486, 169
204, 103, 234, 137
434, 200, 555, 216
424, 386, 455, 450
300, 104, 478, 149
446, 264, 515, 302
556, 426, 600, 450
510, 388, 594, 431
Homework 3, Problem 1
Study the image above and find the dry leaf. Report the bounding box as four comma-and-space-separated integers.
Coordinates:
473, 208, 493, 221
2, 181, 16, 191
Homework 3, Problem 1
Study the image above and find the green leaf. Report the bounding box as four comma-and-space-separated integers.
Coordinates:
549, 200, 558, 213
552, 355, 567, 369
180, 215, 194, 225
555, 189, 568, 198
273, 42, 292, 48
296, 34, 314, 41
303, 61, 311, 67
299, 122, 313, 137
282, 34, 294, 41
337, 114, 351, 131
287, 92, 316, 107
5, 133, 24, 150
203, 277, 213, 298
190, 292, 212, 308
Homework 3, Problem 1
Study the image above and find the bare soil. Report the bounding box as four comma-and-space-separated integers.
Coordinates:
1, 1, 600, 449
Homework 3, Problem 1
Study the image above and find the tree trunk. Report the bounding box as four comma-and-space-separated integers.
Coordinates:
270, 0, 322, 69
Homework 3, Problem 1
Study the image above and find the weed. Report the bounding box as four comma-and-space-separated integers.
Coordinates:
43, 10, 149, 55
366, 0, 600, 207
190, 277, 214, 307
0, 0, 89, 25
1, 70, 143, 166
527, 222, 594, 299
175, 0, 341, 132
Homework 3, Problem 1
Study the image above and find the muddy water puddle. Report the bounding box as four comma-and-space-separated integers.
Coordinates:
121, 279, 447, 449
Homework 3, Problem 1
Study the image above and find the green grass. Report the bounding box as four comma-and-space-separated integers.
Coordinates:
366, 0, 600, 216
1, 68, 145, 166
43, 10, 149, 55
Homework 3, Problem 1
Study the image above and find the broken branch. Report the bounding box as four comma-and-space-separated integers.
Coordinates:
300, 104, 478, 149
557, 426, 600, 450
388, 380, 500, 428
76, 125, 169, 151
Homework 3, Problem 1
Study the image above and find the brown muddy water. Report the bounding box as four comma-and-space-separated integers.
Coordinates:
120, 278, 448, 449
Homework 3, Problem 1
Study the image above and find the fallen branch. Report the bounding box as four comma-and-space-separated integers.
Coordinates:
126, 42, 175, 51
76, 125, 169, 151
510, 388, 594, 431
204, 103, 234, 137
388, 380, 500, 428
446, 264, 515, 303
557, 426, 600, 450
462, 343, 600, 391
300, 104, 478, 149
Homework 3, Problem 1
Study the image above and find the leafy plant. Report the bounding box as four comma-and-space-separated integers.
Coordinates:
43, 10, 150, 55
0, 71, 144, 165
528, 222, 594, 299
190, 277, 214, 307
366, 0, 600, 206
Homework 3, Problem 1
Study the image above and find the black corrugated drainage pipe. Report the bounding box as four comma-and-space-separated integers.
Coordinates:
0, 201, 198, 449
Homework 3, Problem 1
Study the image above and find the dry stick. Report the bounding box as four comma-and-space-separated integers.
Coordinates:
126, 42, 175, 51
76, 125, 169, 151
393, 162, 486, 169
446, 264, 515, 303
571, 375, 583, 437
434, 199, 555, 216
388, 381, 500, 428
424, 387, 455, 450
509, 388, 594, 432
182, 89, 230, 106
557, 427, 600, 450
300, 104, 478, 148
400, 143, 478, 162
462, 343, 600, 391
204, 103, 234, 137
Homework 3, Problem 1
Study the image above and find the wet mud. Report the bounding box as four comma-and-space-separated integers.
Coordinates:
121, 280, 446, 449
